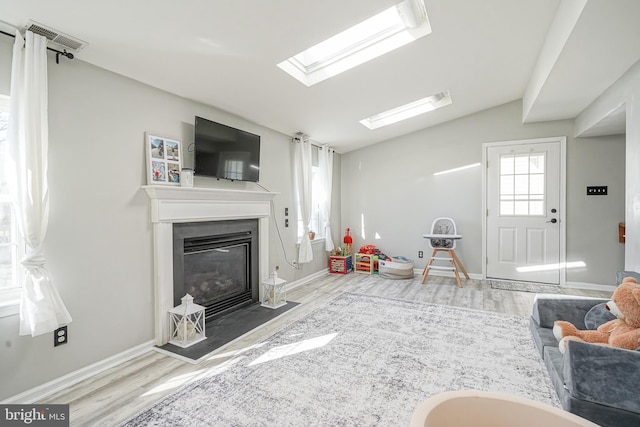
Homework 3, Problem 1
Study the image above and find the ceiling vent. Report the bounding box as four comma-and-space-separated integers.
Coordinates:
24, 20, 88, 52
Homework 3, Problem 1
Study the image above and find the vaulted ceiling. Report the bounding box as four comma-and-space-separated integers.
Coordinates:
1, 0, 639, 152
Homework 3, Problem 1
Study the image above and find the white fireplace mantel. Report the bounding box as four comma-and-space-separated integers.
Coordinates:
142, 185, 278, 345
143, 185, 278, 223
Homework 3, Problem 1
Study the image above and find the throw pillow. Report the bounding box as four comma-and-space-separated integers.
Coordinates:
584, 302, 616, 330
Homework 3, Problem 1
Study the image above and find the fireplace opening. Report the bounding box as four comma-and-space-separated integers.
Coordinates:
173, 219, 259, 320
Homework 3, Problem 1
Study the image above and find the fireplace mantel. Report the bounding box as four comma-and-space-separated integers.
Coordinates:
143, 185, 277, 202
142, 185, 278, 345
142, 185, 277, 223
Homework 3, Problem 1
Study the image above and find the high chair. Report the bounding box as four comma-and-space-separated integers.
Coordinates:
421, 217, 469, 287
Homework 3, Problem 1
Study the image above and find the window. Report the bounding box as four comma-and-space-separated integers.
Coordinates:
0, 95, 23, 309
499, 153, 545, 216
297, 160, 327, 241
223, 159, 244, 181
278, 0, 431, 86
359, 90, 452, 130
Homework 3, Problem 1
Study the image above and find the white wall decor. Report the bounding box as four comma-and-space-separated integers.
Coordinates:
146, 133, 182, 185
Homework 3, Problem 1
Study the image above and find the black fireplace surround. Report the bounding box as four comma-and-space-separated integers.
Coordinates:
173, 219, 259, 320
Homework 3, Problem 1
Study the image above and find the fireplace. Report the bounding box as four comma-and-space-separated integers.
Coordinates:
143, 185, 277, 345
173, 220, 259, 320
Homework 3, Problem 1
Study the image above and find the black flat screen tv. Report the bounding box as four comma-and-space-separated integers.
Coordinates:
194, 116, 261, 182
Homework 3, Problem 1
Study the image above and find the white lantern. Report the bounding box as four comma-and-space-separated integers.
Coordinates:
169, 294, 206, 348
261, 274, 287, 309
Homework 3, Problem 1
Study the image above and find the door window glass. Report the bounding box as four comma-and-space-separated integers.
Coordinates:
499, 153, 545, 216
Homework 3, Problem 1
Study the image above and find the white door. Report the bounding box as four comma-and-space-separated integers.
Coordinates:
485, 139, 563, 284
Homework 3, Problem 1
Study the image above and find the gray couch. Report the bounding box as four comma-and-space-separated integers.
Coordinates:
530, 291, 640, 427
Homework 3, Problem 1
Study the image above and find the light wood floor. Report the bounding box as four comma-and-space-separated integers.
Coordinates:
41, 273, 611, 426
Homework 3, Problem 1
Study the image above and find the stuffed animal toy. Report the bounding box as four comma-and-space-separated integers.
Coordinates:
553, 277, 640, 353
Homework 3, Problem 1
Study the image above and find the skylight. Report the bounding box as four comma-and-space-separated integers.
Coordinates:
359, 90, 452, 130
278, 0, 431, 86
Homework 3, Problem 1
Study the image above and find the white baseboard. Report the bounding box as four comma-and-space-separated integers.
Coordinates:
289, 267, 484, 283
564, 281, 616, 292
2, 340, 155, 404
418, 270, 614, 291
287, 268, 329, 291
412, 268, 483, 280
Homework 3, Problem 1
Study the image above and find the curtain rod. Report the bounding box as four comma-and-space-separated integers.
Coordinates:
0, 29, 74, 64
292, 136, 334, 151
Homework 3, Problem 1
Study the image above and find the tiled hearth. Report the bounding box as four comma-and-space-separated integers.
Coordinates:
143, 185, 277, 345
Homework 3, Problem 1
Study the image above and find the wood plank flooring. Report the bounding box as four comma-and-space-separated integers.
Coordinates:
41, 273, 612, 426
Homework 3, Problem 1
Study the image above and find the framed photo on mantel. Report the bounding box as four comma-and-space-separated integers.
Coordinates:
145, 133, 182, 185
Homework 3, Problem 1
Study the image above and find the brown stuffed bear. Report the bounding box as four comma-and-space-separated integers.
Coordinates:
553, 277, 640, 353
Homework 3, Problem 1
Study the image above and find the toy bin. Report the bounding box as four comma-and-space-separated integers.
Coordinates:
379, 258, 414, 279
329, 255, 353, 274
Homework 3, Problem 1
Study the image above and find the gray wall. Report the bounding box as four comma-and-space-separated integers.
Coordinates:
575, 59, 640, 273
341, 100, 625, 286
0, 36, 337, 400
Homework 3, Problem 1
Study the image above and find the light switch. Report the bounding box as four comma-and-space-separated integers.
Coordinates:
586, 186, 607, 195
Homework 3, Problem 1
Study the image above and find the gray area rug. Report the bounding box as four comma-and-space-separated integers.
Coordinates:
122, 293, 558, 426
490, 280, 563, 294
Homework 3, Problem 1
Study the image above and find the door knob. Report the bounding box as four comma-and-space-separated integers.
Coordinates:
547, 218, 557, 224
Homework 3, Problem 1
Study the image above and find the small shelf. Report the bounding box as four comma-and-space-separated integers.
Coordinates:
354, 253, 375, 274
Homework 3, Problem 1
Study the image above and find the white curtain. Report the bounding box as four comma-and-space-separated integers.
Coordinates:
7, 30, 72, 337
294, 136, 313, 263
319, 146, 335, 252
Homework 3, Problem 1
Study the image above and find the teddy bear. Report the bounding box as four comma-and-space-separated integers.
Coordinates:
553, 276, 640, 353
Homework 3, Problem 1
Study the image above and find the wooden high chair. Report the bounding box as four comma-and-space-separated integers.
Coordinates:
421, 217, 469, 287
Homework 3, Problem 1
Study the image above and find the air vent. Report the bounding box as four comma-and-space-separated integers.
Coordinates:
24, 20, 88, 52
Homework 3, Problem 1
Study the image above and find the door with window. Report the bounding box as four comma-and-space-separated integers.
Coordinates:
485, 138, 564, 284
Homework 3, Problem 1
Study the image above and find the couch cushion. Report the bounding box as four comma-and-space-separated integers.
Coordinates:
529, 318, 559, 358
563, 340, 640, 414
561, 392, 640, 427
584, 302, 616, 330
545, 343, 640, 427
542, 345, 564, 401
532, 296, 607, 329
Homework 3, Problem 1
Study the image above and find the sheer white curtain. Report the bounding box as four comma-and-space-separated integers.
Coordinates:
294, 136, 313, 263
319, 146, 335, 252
7, 30, 72, 337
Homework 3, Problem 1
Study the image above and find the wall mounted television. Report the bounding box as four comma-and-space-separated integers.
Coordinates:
194, 116, 261, 182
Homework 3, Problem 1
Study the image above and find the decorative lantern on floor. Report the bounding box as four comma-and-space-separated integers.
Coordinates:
261, 266, 287, 309
169, 294, 206, 348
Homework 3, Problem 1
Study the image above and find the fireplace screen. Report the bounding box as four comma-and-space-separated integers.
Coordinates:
184, 241, 249, 308
173, 220, 259, 320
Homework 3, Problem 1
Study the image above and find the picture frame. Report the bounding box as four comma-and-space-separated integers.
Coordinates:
146, 133, 182, 185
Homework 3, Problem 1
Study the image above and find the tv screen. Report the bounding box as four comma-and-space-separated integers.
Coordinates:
194, 116, 261, 182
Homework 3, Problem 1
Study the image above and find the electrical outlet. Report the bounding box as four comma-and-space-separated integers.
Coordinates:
285, 207, 289, 216
418, 251, 424, 258
285, 218, 289, 227
54, 326, 68, 347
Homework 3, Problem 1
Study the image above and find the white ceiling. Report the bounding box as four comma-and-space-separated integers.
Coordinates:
1, 0, 639, 153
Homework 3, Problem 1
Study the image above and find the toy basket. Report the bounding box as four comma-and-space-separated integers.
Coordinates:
379, 257, 414, 279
